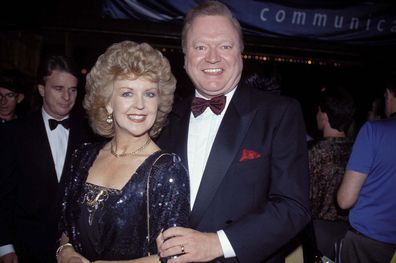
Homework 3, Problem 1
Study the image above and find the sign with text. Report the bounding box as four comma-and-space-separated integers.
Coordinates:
103, 0, 396, 46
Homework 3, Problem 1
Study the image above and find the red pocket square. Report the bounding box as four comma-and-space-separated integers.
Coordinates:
240, 149, 261, 161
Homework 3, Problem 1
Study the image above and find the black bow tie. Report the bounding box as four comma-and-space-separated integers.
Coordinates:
191, 95, 226, 117
48, 118, 70, 130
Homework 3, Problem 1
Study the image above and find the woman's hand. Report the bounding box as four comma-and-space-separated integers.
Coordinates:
156, 229, 165, 260
57, 245, 90, 263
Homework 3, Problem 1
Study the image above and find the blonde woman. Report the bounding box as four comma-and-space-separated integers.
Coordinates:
57, 41, 189, 263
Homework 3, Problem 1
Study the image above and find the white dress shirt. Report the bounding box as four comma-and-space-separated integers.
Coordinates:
42, 108, 70, 182
187, 88, 237, 258
0, 109, 70, 257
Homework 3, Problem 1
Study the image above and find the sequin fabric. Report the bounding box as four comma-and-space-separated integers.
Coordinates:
60, 141, 190, 261
82, 183, 121, 226
308, 137, 353, 221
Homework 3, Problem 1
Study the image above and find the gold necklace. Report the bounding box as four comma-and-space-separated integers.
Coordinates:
110, 137, 151, 158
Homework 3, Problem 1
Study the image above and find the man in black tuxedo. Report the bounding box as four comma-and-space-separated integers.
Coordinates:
157, 1, 310, 262
0, 56, 95, 263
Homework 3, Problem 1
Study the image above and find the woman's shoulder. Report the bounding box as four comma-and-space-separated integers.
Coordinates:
71, 140, 108, 163
74, 140, 107, 154
148, 151, 188, 179
150, 150, 184, 166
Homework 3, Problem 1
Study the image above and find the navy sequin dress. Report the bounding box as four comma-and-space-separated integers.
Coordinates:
60, 142, 190, 261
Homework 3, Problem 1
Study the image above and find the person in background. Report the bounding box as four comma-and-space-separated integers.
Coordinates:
384, 76, 396, 118
241, 68, 282, 95
367, 97, 385, 121
337, 75, 396, 263
0, 56, 95, 263
0, 70, 25, 123
308, 87, 355, 260
57, 40, 189, 263
156, 1, 310, 262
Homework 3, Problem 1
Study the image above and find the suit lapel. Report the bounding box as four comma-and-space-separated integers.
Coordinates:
30, 111, 59, 186
170, 98, 193, 170
190, 87, 255, 227
61, 117, 77, 180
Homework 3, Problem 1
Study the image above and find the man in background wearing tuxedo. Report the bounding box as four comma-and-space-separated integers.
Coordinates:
0, 56, 95, 263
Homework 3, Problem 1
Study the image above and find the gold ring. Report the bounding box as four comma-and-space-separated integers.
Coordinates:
180, 244, 185, 254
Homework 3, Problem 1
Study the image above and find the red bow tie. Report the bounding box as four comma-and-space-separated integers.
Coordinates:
191, 95, 226, 117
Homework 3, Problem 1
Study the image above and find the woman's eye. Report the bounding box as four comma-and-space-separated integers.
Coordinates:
145, 92, 156, 98
121, 91, 133, 97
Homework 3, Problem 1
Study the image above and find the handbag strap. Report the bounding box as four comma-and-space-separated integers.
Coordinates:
146, 152, 169, 256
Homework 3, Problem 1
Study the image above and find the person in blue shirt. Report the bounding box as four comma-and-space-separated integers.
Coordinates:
337, 75, 396, 263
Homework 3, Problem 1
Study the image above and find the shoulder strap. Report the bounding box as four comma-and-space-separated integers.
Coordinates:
146, 152, 171, 256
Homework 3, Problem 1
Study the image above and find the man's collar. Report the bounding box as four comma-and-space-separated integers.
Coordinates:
194, 86, 237, 100
41, 107, 69, 121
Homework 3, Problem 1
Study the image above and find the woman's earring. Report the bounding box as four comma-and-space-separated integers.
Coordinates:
106, 114, 113, 124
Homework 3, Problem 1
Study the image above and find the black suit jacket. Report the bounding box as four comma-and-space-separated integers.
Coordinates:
0, 110, 96, 262
157, 85, 311, 263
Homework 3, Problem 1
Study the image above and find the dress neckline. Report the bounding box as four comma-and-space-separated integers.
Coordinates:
83, 142, 162, 192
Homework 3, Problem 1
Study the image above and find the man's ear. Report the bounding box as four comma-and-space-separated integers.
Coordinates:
323, 112, 329, 122
318, 107, 327, 123
38, 84, 45, 97
16, 94, 24, 103
385, 89, 392, 103
386, 88, 396, 99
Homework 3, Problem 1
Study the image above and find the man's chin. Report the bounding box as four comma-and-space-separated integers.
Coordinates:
56, 110, 72, 118
197, 86, 225, 95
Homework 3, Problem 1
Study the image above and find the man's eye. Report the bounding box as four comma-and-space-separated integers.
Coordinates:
222, 45, 232, 50
195, 45, 206, 51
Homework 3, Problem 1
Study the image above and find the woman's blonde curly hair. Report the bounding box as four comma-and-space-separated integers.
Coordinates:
83, 41, 176, 138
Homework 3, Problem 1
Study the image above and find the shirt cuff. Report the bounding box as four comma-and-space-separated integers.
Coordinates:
216, 230, 236, 258
0, 244, 15, 257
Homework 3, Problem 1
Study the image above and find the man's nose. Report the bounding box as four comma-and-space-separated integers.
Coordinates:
62, 90, 71, 100
0, 95, 7, 104
206, 48, 220, 63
